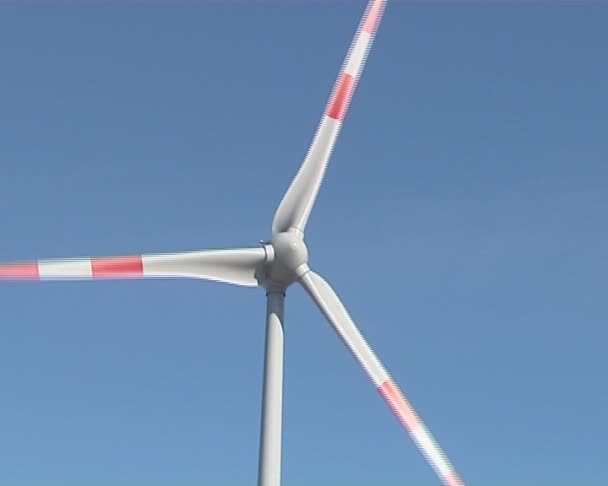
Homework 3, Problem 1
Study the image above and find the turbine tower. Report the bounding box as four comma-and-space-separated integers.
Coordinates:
0, 1, 465, 485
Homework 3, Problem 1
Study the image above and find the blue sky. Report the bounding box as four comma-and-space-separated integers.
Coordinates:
1, 1, 607, 485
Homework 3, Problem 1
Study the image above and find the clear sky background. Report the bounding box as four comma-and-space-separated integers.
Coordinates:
0, 1, 607, 485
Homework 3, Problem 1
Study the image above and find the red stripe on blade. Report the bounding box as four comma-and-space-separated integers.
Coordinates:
0, 263, 39, 280
91, 256, 143, 278
444, 471, 465, 486
378, 379, 420, 432
327, 73, 356, 121
363, 0, 384, 35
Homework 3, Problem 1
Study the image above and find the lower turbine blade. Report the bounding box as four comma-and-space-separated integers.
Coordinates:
0, 247, 266, 287
299, 270, 465, 486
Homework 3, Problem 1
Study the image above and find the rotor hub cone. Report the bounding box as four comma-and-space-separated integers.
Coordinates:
261, 232, 309, 290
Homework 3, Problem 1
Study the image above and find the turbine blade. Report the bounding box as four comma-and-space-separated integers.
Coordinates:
0, 247, 266, 287
272, 0, 388, 235
299, 270, 465, 486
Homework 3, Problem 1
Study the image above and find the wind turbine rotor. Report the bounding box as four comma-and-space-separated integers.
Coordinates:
0, 1, 470, 485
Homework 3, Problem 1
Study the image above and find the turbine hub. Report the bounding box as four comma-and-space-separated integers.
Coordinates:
262, 231, 309, 290
273, 231, 308, 270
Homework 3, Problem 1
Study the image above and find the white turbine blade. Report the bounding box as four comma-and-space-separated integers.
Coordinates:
0, 247, 266, 287
272, 0, 388, 235
299, 270, 465, 486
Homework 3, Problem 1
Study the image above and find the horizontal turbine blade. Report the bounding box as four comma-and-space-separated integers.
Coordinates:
0, 247, 266, 287
299, 270, 465, 486
272, 0, 388, 235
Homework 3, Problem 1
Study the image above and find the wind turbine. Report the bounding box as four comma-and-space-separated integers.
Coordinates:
0, 1, 465, 485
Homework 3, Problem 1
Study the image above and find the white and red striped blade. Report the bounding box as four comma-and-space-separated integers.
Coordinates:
299, 270, 465, 486
0, 247, 266, 287
272, 0, 388, 235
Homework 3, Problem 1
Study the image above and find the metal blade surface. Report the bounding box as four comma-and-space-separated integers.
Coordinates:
0, 247, 266, 287
299, 270, 465, 486
272, 0, 388, 235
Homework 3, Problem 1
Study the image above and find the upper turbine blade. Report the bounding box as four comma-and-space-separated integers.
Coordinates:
0, 247, 266, 287
272, 0, 388, 235
299, 270, 465, 486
